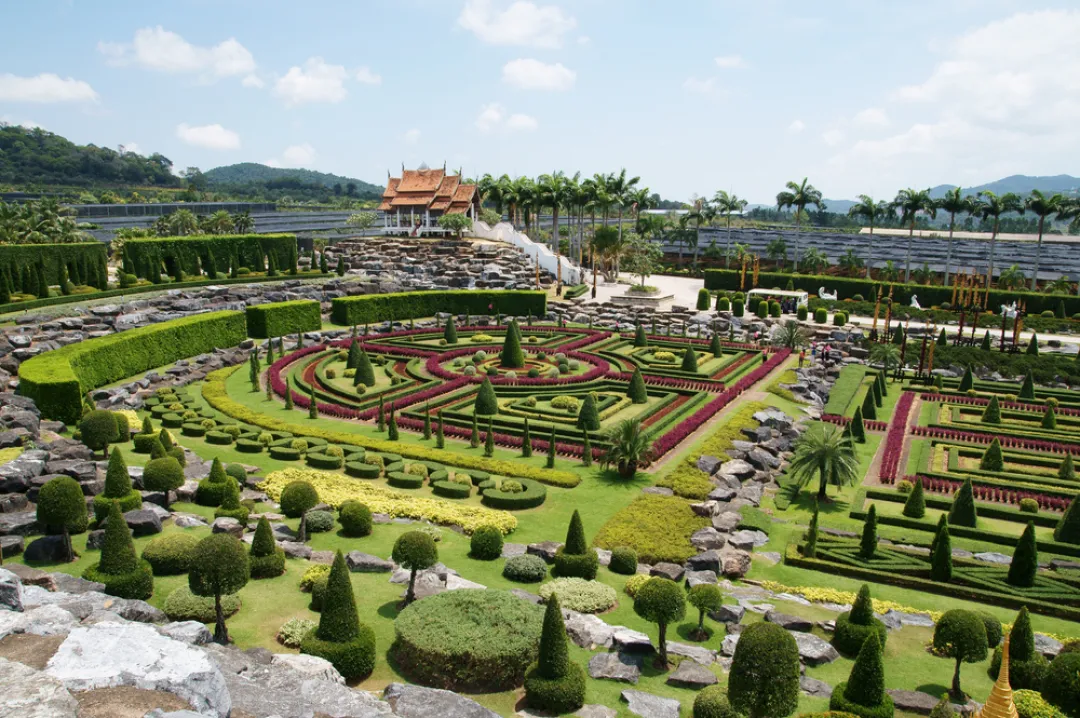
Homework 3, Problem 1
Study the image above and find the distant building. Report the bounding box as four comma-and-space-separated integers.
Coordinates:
378, 165, 480, 236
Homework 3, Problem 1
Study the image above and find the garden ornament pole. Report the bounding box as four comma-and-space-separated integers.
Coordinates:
871, 284, 882, 339
1000, 309, 1009, 353
927, 320, 937, 375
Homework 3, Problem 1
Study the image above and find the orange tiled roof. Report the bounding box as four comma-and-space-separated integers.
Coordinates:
397, 168, 445, 193
447, 183, 478, 214
382, 170, 476, 213
378, 177, 400, 211
434, 174, 459, 198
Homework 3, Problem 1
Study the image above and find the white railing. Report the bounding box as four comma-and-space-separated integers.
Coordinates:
471, 221, 593, 286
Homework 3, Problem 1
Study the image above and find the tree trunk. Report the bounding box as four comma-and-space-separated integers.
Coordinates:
214, 592, 228, 644
865, 224, 873, 279
945, 217, 955, 287
725, 216, 733, 270
987, 221, 998, 289
952, 656, 963, 697
298, 513, 307, 543
658, 622, 668, 667
817, 465, 828, 500
905, 222, 915, 284
693, 221, 701, 266
1032, 217, 1044, 292
63, 526, 72, 563
406, 568, 417, 605
793, 214, 802, 273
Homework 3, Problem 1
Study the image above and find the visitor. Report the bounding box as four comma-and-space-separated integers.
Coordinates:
810, 342, 817, 362
798, 349, 805, 368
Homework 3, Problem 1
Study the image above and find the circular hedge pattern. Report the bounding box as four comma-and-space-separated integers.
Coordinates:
481, 478, 546, 510
391, 589, 544, 692
345, 462, 381, 479
205, 431, 234, 445
432, 480, 470, 498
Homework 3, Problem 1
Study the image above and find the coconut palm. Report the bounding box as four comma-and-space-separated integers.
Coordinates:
970, 191, 1021, 289
766, 236, 788, 270
1024, 190, 1067, 291
205, 210, 235, 234
477, 173, 510, 216
891, 188, 937, 284
513, 176, 538, 234
599, 418, 653, 479
776, 178, 825, 272
800, 247, 829, 274
713, 190, 748, 269
679, 198, 708, 268
934, 188, 974, 287
606, 169, 640, 251
538, 172, 572, 253
789, 423, 858, 501
848, 195, 890, 279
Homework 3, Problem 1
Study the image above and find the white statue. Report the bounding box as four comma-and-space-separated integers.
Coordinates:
819, 286, 838, 301
910, 294, 921, 310
1001, 302, 1018, 319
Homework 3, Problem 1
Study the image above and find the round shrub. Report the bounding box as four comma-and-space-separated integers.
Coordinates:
481, 479, 547, 510
470, 525, 504, 560
325, 445, 345, 459
82, 559, 154, 601
345, 462, 381, 479
339, 500, 372, 537
814, 307, 828, 323
278, 618, 318, 648
503, 554, 548, 583
163, 586, 240, 622
609, 546, 638, 575
1014, 689, 1066, 718
205, 431, 234, 445
280, 481, 319, 518
142, 456, 184, 495
978, 612, 1003, 648
80, 410, 118, 455
834, 311, 848, 327
133, 432, 160, 453
142, 534, 199, 575
1045, 652, 1080, 716
833, 611, 889, 656
167, 446, 186, 468
296, 507, 332, 533
896, 480, 914, 494
306, 452, 344, 470
553, 549, 598, 581
624, 573, 651, 598
92, 490, 142, 523
235, 438, 263, 453
538, 578, 616, 613
225, 463, 247, 483
729, 622, 801, 718
391, 589, 544, 692
269, 446, 301, 461
300, 563, 331, 592
694, 684, 740, 718
431, 479, 470, 498
1020, 498, 1039, 513
160, 413, 183, 428
181, 423, 206, 437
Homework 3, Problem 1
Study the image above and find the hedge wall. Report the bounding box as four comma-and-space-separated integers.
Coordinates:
703, 269, 1080, 316
330, 290, 547, 326
246, 300, 322, 338
0, 243, 108, 291
123, 234, 298, 283
18, 310, 246, 424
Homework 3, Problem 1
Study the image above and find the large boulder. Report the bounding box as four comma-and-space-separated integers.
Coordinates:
665, 659, 718, 689
23, 536, 70, 563
345, 551, 394, 573
564, 611, 616, 649
719, 545, 752, 578
792, 632, 840, 666
45, 622, 231, 717
588, 652, 642, 683
727, 530, 769, 550
0, 604, 78, 640
0, 657, 79, 718
766, 611, 813, 632
620, 689, 681, 718
383, 682, 498, 718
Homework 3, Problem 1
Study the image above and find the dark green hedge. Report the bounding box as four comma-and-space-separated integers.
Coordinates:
0, 243, 108, 291
18, 310, 246, 424
246, 300, 322, 339
704, 269, 1080, 315
124, 234, 298, 283
330, 290, 547, 326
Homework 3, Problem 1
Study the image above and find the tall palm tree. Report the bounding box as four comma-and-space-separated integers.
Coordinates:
847, 195, 890, 279
934, 188, 974, 287
605, 168, 640, 248
776, 178, 824, 273
538, 171, 571, 252
1060, 199, 1080, 295
1024, 190, 1067, 291
477, 173, 509, 217
511, 176, 537, 234
713, 190, 748, 269
891, 188, 936, 284
970, 191, 1021, 289
679, 198, 707, 268
788, 422, 859, 501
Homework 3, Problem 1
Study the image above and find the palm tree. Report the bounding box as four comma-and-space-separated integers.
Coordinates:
772, 320, 809, 350
891, 188, 936, 284
233, 211, 254, 233
1024, 190, 1067, 291
766, 236, 788, 270
206, 210, 235, 234
513, 176, 538, 234
605, 169, 640, 249
478, 173, 510, 217
776, 178, 824, 273
970, 191, 1021, 289
997, 264, 1026, 290
934, 188, 974, 287
788, 423, 859, 501
1046, 276, 1073, 294
538, 172, 571, 253
713, 191, 748, 270
679, 198, 707, 268
848, 195, 890, 279
870, 343, 901, 379
800, 248, 829, 274
599, 418, 653, 479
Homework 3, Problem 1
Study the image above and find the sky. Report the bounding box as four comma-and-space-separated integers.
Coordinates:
1, 0, 1078, 204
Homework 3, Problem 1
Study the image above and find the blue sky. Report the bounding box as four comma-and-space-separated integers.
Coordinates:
2, 0, 1078, 204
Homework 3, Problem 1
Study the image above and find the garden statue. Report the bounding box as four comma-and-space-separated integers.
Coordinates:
819, 287, 838, 301
910, 295, 921, 310
1000, 302, 1018, 319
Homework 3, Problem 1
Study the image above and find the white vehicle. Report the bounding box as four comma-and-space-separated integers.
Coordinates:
747, 288, 809, 308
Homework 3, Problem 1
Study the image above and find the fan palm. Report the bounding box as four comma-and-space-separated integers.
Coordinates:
1024, 190, 1067, 291
788, 422, 859, 501
800, 247, 829, 274
870, 343, 901, 378
1046, 276, 1073, 295
599, 418, 653, 479
970, 191, 1021, 289
772, 320, 810, 350
848, 195, 890, 279
891, 188, 936, 283
713, 190, 748, 269
776, 178, 824, 272
233, 211, 254, 233
934, 188, 973, 287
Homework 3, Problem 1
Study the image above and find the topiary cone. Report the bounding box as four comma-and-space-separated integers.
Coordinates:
564, 510, 588, 555
99, 500, 138, 576
250, 517, 276, 558
1007, 522, 1038, 588
318, 551, 361, 642
627, 368, 648, 404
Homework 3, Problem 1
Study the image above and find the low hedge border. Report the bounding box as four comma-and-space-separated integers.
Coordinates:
269, 446, 301, 461
861, 487, 1061, 529
306, 452, 344, 470
387, 472, 424, 489
432, 480, 471, 499
480, 479, 547, 510
330, 289, 547, 326
235, 439, 264, 453
345, 462, 381, 479
205, 431, 234, 445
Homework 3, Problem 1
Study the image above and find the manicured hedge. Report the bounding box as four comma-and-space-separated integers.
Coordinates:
345, 462, 381, 479
388, 472, 424, 489
330, 290, 547, 326
18, 310, 247, 424
0, 242, 108, 290
124, 234, 298, 282
481, 479, 547, 510
432, 480, 470, 498
246, 300, 322, 339
306, 452, 344, 470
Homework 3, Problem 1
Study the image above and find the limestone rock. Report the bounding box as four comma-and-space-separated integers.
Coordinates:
158, 621, 213, 645
792, 631, 840, 665
588, 652, 641, 683
766, 611, 813, 632
665, 659, 718, 689
0, 567, 23, 612
620, 689, 681, 718
800, 675, 833, 697
383, 682, 499, 718
728, 529, 769, 550
210, 517, 243, 538
271, 654, 344, 684
0, 657, 79, 718
345, 551, 394, 573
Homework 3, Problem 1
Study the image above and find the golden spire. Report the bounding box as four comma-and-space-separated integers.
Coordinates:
974, 633, 1019, 718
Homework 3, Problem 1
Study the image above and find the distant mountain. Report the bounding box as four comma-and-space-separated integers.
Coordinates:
203, 163, 382, 197
820, 175, 1080, 214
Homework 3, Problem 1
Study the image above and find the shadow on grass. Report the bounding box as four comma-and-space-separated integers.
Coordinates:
594, 469, 651, 491
377, 599, 401, 621
675, 621, 712, 643
915, 683, 950, 700
787, 488, 853, 517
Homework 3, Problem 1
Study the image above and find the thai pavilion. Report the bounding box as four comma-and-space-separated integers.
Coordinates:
378, 164, 481, 236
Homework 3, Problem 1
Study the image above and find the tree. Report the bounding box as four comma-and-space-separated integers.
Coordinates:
938, 328, 948, 346
775, 178, 824, 273
1055, 492, 1080, 544
143, 456, 184, 510
935, 188, 975, 287
627, 368, 648, 404
1008, 522, 1038, 587
483, 419, 495, 456
788, 422, 859, 501
849, 406, 866, 443
712, 190, 748, 269
249, 350, 261, 392
971, 191, 1022, 289
1024, 190, 1067, 291
688, 584, 723, 641
680, 347, 699, 373
280, 480, 319, 542
524, 595, 586, 713
93, 448, 142, 521
931, 520, 953, 582
830, 633, 892, 717
621, 232, 663, 287
1042, 406, 1057, 430
891, 188, 937, 283
474, 377, 498, 416
346, 211, 378, 232
903, 478, 926, 519
36, 476, 87, 562
214, 476, 249, 526
772, 320, 810, 351
950, 477, 979, 526
300, 550, 376, 679
958, 366, 974, 392
521, 417, 532, 457
860, 504, 878, 559
79, 410, 118, 458
933, 610, 988, 698
1043, 652, 1080, 717
387, 404, 399, 441
576, 394, 600, 431
849, 195, 890, 278
1019, 369, 1035, 398
709, 332, 723, 358
633, 323, 648, 347
500, 322, 524, 368
729, 622, 801, 718
980, 330, 992, 351
633, 577, 685, 668
189, 534, 250, 644
437, 212, 472, 240
979, 440, 1003, 473
982, 395, 1001, 424
599, 418, 653, 479
392, 530, 437, 606
435, 410, 445, 449
249, 517, 285, 578
84, 500, 153, 599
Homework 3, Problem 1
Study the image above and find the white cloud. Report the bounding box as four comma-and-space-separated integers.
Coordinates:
502, 59, 575, 91
282, 143, 316, 166
98, 27, 256, 81
355, 66, 382, 85
0, 73, 98, 103
458, 0, 576, 48
683, 77, 717, 95
274, 57, 349, 106
787, 119, 805, 134
0, 115, 46, 130
242, 74, 265, 89
852, 107, 889, 128
822, 129, 845, 147
404, 128, 421, 145
577, 35, 590, 45
714, 55, 746, 69
120, 142, 141, 155
175, 123, 241, 150
476, 103, 537, 133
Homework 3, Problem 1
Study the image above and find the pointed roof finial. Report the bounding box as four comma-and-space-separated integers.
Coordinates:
973, 633, 1019, 718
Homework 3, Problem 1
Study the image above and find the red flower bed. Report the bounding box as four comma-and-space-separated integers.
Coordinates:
910, 426, 1080, 456
916, 392, 1080, 417
878, 391, 915, 482
906, 475, 1070, 512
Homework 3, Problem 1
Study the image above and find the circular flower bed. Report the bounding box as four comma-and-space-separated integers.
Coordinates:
391, 589, 544, 692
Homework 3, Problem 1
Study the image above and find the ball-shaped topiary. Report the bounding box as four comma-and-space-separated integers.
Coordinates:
82, 501, 154, 600
1044, 652, 1080, 717
36, 475, 88, 562
503, 554, 548, 583
609, 546, 639, 575
393, 530, 439, 605
225, 463, 248, 483
338, 500, 373, 537
978, 612, 1003, 648
188, 533, 250, 643
694, 685, 740, 718
633, 577, 686, 667
304, 510, 334, 533
933, 609, 988, 698
142, 533, 200, 575
301, 551, 376, 680
470, 525, 504, 560
249, 517, 286, 579
729, 622, 801, 718
280, 480, 319, 518
79, 410, 118, 456
143, 456, 184, 509
523, 595, 586, 714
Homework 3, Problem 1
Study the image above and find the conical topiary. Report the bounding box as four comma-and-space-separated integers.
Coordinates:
444, 320, 458, 344
832, 633, 891, 715
347, 340, 361, 370
554, 509, 598, 580
93, 448, 142, 521
1055, 492, 1080, 544
565, 510, 587, 555
388, 404, 399, 441
982, 396, 1001, 424
850, 406, 866, 443
1019, 370, 1035, 399
356, 350, 375, 387
930, 522, 953, 582
140, 416, 153, 435
872, 375, 883, 407
435, 410, 445, 449
710, 333, 722, 358
849, 585, 874, 624
251, 517, 276, 558
500, 321, 525, 368
99, 500, 138, 576
1026, 334, 1039, 356
903, 478, 926, 519
249, 517, 285, 578
546, 425, 556, 468
680, 347, 699, 373
980, 439, 1004, 472
318, 550, 360, 641
1011, 606, 1035, 663
1007, 522, 1038, 587
627, 368, 648, 404
474, 377, 499, 415
214, 477, 250, 525
483, 420, 495, 457
524, 594, 586, 713
1042, 406, 1057, 430
980, 331, 992, 351
576, 394, 600, 431
860, 504, 878, 559
949, 478, 978, 527
634, 323, 647, 347
938, 328, 948, 346
959, 366, 974, 392
861, 386, 877, 421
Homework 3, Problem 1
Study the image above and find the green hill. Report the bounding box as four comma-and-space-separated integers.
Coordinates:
204, 163, 381, 197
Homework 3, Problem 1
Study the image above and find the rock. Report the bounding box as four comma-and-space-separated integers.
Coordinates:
666, 659, 718, 689
501, 542, 527, 558
736, 483, 763, 506
649, 562, 685, 582
728, 529, 769, 550
687, 550, 722, 573
888, 689, 946, 715
271, 654, 344, 684
620, 689, 681, 718
708, 604, 746, 624
526, 541, 562, 562
45, 622, 231, 717
690, 527, 726, 551
280, 542, 313, 559
123, 509, 163, 536
405, 572, 445, 601
383, 682, 498, 718
0, 604, 78, 640
0, 567, 23, 612
445, 575, 487, 591
564, 611, 616, 649
0, 656, 79, 717
719, 545, 752, 578
707, 487, 737, 502
510, 588, 542, 605
172, 513, 207, 529
754, 550, 782, 565
158, 621, 213, 645
1036, 633, 1063, 659
345, 551, 394, 573
696, 455, 722, 475
801, 675, 833, 698
766, 611, 813, 632
50, 574, 103, 595
712, 512, 742, 532
667, 641, 717, 666
793, 632, 840, 665
612, 628, 654, 653
588, 652, 642, 683
641, 487, 673, 496
4, 564, 55, 590
720, 633, 740, 656
685, 570, 718, 588
23, 536, 70, 563
575, 706, 617, 718
973, 552, 1012, 565
718, 459, 755, 479
210, 517, 243, 538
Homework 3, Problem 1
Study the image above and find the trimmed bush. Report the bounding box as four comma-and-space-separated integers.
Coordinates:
92, 448, 142, 521
345, 462, 381, 479
694, 685, 740, 718
332, 290, 546, 326
470, 525, 504, 560
480, 478, 547, 510
393, 530, 438, 605
504, 554, 548, 583
249, 517, 286, 579
633, 577, 685, 666
196, 458, 231, 507
829, 633, 893, 718
1008, 522, 1039, 587
277, 618, 318, 648
1013, 690, 1066, 718
164, 586, 240, 623
392, 472, 428, 490
214, 477, 250, 526
932, 609, 988, 697
539, 578, 616, 614
1044, 653, 1080, 717
729, 622, 801, 718
609, 546, 639, 575
339, 500, 373, 537
82, 501, 153, 600
553, 510, 599, 580
280, 480, 319, 518
246, 300, 321, 339
304, 510, 334, 533
142, 533, 200, 575
833, 585, 888, 656
949, 478, 978, 527
301, 551, 376, 680
143, 456, 184, 507
36, 475, 88, 561
524, 595, 586, 714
